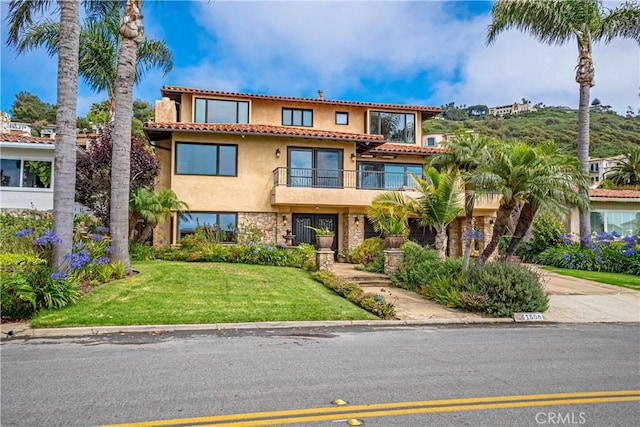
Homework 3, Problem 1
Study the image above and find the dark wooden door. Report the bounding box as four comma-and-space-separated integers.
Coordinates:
292, 214, 338, 251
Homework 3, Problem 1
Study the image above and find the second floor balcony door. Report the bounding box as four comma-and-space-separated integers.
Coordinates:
288, 148, 342, 188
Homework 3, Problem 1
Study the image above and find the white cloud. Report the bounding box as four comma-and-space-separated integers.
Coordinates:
172, 0, 638, 114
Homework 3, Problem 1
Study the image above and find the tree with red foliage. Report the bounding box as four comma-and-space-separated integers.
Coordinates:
76, 127, 159, 226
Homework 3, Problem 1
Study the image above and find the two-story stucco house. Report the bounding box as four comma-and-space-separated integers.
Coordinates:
144, 86, 499, 256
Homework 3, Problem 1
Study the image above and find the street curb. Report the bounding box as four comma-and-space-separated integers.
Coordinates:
2, 317, 516, 339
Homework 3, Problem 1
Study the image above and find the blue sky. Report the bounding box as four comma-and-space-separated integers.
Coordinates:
1, 1, 638, 118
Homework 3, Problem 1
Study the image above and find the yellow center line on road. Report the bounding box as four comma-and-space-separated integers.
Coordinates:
102, 390, 640, 427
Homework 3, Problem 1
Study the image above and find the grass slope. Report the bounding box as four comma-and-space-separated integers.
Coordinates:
427, 107, 640, 158
542, 266, 640, 291
32, 261, 378, 327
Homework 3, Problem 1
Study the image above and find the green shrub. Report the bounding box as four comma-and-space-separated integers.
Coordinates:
362, 251, 385, 273
129, 242, 157, 261
296, 243, 317, 271
350, 237, 384, 265
394, 242, 462, 292
0, 253, 80, 320
422, 276, 461, 307
518, 212, 565, 262
464, 262, 548, 317
312, 271, 395, 319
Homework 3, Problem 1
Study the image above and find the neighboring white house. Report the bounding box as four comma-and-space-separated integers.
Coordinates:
588, 154, 627, 188
567, 189, 640, 236
40, 124, 56, 139
9, 122, 32, 136
0, 133, 55, 211
421, 130, 480, 148
488, 102, 536, 116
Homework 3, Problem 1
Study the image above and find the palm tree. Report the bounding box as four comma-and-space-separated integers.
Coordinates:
13, 1, 172, 120
7, 0, 80, 271
472, 141, 550, 268
129, 187, 189, 243
503, 142, 589, 259
370, 168, 463, 260
430, 133, 491, 269
487, 0, 640, 243
411, 167, 463, 260
606, 146, 640, 190
110, 0, 145, 275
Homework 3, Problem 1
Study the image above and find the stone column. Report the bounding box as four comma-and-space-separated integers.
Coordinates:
476, 216, 496, 261
316, 250, 335, 272
448, 218, 462, 258
342, 214, 364, 261
383, 249, 402, 275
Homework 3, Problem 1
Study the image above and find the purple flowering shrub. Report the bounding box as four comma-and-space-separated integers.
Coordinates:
1, 212, 117, 320
534, 232, 639, 275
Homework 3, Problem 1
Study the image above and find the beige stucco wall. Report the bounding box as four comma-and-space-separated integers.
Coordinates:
176, 92, 424, 145
567, 200, 640, 235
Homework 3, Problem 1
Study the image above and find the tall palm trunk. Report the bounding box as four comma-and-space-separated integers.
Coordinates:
475, 201, 516, 268
504, 202, 537, 259
462, 190, 474, 269
434, 224, 448, 261
576, 35, 594, 244
52, 1, 80, 271
109, 0, 143, 274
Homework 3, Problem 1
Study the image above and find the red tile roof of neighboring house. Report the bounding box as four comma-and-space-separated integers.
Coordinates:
144, 122, 385, 146
370, 143, 449, 156
160, 85, 442, 116
589, 188, 640, 199
0, 133, 54, 144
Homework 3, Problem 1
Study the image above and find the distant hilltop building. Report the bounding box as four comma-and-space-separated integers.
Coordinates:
488, 101, 536, 116
588, 154, 627, 188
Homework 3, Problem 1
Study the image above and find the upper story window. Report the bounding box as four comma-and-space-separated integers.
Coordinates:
1, 158, 52, 189
589, 163, 599, 172
282, 108, 313, 127
194, 98, 249, 124
335, 112, 349, 125
369, 111, 415, 144
175, 142, 237, 176
426, 137, 436, 147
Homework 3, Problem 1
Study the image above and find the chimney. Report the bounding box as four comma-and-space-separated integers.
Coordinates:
317, 90, 323, 100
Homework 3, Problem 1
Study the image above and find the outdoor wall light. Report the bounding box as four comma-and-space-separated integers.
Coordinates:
275, 148, 281, 158
351, 153, 356, 161
282, 215, 287, 226
354, 216, 360, 226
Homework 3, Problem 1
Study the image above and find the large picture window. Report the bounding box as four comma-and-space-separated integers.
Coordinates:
175, 142, 237, 176
357, 162, 422, 190
178, 212, 237, 242
591, 210, 639, 236
288, 147, 341, 188
194, 98, 249, 124
1, 159, 52, 189
369, 111, 415, 144
282, 108, 313, 127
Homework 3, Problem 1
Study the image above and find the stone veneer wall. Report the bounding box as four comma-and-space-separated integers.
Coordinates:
342, 214, 364, 259
238, 212, 279, 244
475, 216, 496, 260
448, 218, 463, 258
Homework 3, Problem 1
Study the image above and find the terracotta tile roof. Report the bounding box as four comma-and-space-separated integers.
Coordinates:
369, 143, 449, 156
0, 133, 54, 144
160, 85, 442, 115
144, 122, 386, 144
589, 188, 640, 199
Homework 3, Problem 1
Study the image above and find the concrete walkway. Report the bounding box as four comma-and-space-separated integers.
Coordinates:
1, 264, 638, 339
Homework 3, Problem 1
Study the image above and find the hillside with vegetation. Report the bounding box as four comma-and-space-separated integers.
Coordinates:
425, 105, 640, 159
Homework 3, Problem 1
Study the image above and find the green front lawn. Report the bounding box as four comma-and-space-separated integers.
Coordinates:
31, 261, 378, 327
542, 266, 640, 291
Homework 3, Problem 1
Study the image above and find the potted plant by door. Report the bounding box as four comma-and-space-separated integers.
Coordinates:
382, 217, 408, 249
366, 192, 410, 249
305, 225, 335, 250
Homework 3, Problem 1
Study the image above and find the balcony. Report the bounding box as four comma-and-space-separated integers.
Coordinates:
271, 167, 501, 211
271, 167, 419, 207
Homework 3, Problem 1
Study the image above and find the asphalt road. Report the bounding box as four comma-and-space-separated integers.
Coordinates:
1, 323, 639, 427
